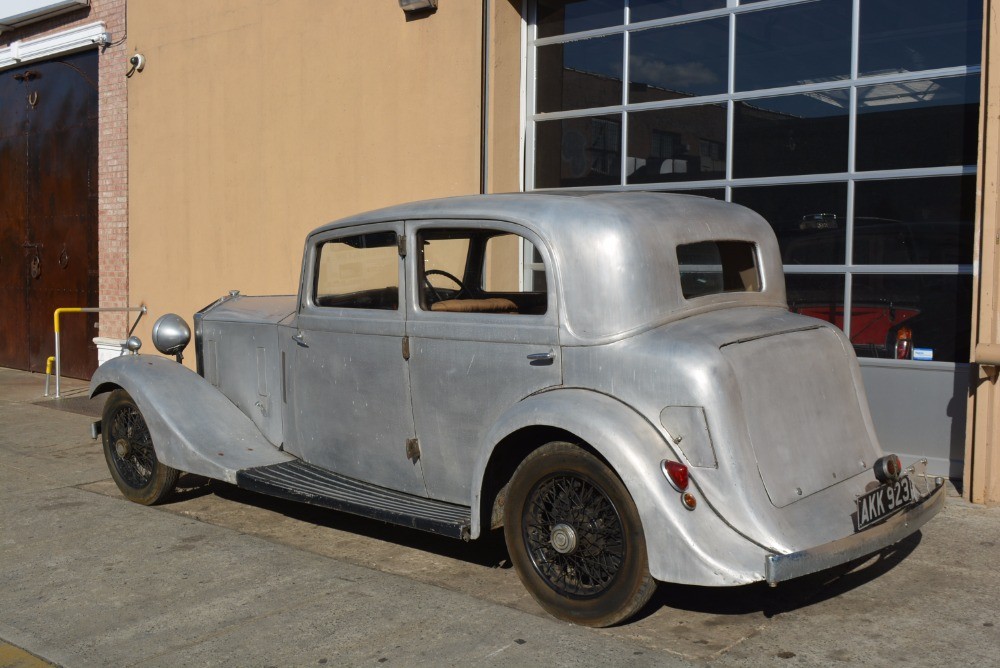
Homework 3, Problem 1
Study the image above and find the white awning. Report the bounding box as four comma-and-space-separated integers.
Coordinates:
0, 0, 89, 34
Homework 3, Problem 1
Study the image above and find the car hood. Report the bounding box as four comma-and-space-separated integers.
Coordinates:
199, 294, 297, 325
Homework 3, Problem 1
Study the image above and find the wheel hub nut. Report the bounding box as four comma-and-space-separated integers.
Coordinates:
114, 438, 130, 458
550, 523, 578, 554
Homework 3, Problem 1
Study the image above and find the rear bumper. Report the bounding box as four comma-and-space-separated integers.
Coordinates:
765, 479, 946, 585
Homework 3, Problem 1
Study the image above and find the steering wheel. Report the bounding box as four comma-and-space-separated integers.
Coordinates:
424, 269, 467, 304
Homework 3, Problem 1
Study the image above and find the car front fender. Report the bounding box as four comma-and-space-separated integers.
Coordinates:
471, 388, 767, 586
91, 355, 294, 483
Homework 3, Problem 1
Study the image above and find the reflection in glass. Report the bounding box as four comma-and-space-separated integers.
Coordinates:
860, 0, 982, 75
629, 19, 728, 102
536, 0, 623, 38
735, 0, 851, 92
535, 114, 622, 188
629, 0, 725, 24
785, 273, 846, 332
851, 274, 972, 363
665, 188, 726, 200
732, 91, 849, 178
855, 76, 980, 172
537, 35, 624, 113
853, 176, 975, 265
732, 182, 847, 264
627, 105, 726, 183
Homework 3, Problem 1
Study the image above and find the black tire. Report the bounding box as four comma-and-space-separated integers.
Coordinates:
503, 442, 655, 627
101, 389, 178, 505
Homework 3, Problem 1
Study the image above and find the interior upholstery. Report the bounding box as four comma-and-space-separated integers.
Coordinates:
430, 297, 518, 313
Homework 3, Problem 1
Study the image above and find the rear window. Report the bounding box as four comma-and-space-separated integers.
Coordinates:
677, 241, 761, 299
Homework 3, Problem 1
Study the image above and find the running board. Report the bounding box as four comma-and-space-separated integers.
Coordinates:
236, 460, 472, 540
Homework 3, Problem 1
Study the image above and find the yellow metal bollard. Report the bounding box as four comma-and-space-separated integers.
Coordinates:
44, 356, 55, 397
50, 305, 146, 398
53, 307, 83, 399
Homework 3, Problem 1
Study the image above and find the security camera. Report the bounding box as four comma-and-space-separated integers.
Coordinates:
128, 53, 145, 72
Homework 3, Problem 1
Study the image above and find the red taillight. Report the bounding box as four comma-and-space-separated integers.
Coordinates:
662, 460, 689, 492
895, 327, 913, 360
874, 454, 903, 483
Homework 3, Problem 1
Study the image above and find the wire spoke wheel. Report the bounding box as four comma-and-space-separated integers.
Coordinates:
504, 442, 655, 627
524, 473, 625, 598
107, 402, 156, 488
101, 389, 178, 505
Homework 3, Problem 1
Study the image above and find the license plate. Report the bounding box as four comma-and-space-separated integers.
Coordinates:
855, 475, 913, 531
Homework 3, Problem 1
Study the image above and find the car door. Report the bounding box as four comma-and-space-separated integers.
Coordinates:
404, 221, 561, 505
286, 222, 427, 497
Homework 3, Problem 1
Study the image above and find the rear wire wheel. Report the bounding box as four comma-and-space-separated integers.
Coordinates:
101, 389, 178, 505
504, 442, 655, 627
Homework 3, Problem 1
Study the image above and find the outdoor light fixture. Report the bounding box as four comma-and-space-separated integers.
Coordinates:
399, 0, 437, 12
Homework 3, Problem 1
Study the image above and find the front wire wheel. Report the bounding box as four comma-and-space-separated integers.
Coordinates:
504, 442, 655, 627
102, 389, 178, 505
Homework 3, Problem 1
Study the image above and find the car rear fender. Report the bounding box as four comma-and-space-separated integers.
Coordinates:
472, 388, 767, 586
90, 355, 294, 483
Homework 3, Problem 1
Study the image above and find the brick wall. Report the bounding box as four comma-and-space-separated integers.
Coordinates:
2, 0, 130, 337
95, 0, 129, 337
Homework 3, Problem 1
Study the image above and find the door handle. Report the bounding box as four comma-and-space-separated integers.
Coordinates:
527, 350, 554, 366
292, 332, 307, 347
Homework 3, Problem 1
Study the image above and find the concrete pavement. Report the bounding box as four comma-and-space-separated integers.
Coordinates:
0, 366, 997, 666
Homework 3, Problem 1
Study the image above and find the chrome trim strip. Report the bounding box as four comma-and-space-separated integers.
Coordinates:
765, 481, 947, 584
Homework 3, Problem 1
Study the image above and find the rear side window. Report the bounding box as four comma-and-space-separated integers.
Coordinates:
677, 240, 760, 299
314, 231, 399, 310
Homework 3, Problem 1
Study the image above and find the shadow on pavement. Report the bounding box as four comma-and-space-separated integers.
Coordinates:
163, 473, 922, 621
193, 479, 514, 569
632, 531, 921, 623
31, 395, 104, 418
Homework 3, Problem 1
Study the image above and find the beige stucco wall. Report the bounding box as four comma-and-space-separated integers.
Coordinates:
128, 0, 523, 354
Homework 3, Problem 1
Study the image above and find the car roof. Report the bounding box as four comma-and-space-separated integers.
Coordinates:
310, 192, 788, 344
314, 191, 753, 239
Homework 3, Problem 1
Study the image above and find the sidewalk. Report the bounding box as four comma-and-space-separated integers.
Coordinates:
0, 366, 997, 667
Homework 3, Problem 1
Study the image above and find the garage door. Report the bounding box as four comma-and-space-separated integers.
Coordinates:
0, 49, 98, 379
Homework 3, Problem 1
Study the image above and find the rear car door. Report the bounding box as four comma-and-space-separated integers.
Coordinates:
404, 221, 561, 504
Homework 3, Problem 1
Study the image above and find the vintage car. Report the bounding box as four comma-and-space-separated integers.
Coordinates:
89, 192, 945, 627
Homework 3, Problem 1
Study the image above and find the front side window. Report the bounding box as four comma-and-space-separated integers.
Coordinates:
677, 240, 760, 299
313, 231, 399, 310
419, 229, 547, 315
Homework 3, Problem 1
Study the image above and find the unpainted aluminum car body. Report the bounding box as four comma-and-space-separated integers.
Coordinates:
91, 192, 945, 627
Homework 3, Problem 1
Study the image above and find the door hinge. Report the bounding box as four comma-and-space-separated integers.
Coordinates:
406, 438, 421, 462
402, 335, 410, 360
398, 235, 407, 257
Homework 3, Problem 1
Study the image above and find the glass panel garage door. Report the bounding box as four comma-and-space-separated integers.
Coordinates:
527, 0, 983, 479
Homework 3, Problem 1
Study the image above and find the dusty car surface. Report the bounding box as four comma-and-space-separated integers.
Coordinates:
90, 192, 945, 627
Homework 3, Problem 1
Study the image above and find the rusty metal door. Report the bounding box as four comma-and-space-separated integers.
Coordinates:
0, 50, 99, 378
0, 57, 30, 371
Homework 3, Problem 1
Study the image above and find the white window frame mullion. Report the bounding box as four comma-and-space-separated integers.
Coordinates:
725, 6, 736, 199
620, 8, 630, 187
843, 0, 859, 341
524, 0, 538, 193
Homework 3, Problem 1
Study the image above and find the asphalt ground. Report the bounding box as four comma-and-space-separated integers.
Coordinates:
0, 366, 998, 667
